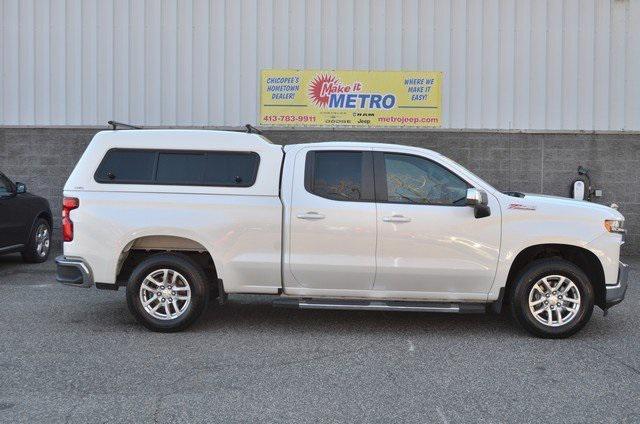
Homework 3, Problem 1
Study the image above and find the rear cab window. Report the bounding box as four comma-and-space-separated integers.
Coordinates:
95, 149, 260, 187
304, 151, 375, 202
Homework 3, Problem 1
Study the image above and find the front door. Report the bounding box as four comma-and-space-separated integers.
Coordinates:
286, 149, 377, 293
373, 151, 501, 300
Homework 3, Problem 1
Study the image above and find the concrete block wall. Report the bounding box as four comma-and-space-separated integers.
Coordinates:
1, 128, 638, 254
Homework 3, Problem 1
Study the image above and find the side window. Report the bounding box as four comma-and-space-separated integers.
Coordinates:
383, 153, 469, 206
306, 151, 373, 202
95, 150, 156, 183
203, 152, 260, 186
95, 149, 259, 187
0, 173, 13, 196
156, 152, 205, 184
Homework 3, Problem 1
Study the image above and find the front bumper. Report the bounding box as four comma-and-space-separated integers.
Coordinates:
55, 256, 93, 288
605, 261, 629, 309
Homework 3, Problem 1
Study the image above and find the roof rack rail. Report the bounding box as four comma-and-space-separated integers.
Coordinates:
244, 124, 263, 135
106, 121, 262, 134
108, 120, 142, 130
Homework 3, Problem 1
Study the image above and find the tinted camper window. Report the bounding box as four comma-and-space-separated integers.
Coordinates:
95, 149, 260, 187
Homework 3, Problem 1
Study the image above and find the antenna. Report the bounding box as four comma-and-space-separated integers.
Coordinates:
245, 124, 263, 135
108, 121, 142, 130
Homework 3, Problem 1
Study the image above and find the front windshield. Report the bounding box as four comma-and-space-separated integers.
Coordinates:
434, 153, 497, 192
431, 152, 524, 197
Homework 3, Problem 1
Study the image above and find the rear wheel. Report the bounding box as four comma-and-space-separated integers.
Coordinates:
21, 218, 51, 263
510, 259, 594, 338
126, 253, 209, 332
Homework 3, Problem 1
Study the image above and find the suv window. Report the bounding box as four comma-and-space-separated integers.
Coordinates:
382, 153, 469, 206
95, 149, 260, 187
305, 151, 374, 202
0, 173, 14, 196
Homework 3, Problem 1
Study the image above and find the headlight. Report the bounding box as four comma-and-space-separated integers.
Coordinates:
604, 219, 625, 234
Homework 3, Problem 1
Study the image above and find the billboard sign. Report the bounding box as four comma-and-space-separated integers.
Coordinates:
260, 70, 442, 128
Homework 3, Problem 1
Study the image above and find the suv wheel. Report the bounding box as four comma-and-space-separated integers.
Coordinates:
126, 253, 210, 332
510, 259, 594, 338
22, 218, 51, 263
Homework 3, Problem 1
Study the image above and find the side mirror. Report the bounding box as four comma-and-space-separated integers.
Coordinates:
15, 182, 26, 194
466, 188, 491, 218
465, 188, 485, 206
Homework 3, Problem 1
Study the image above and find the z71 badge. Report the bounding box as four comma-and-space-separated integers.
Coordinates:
508, 203, 537, 211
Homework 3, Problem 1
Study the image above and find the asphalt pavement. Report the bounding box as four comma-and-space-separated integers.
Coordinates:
1, 249, 639, 423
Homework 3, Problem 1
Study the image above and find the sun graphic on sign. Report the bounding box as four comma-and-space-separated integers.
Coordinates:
308, 74, 337, 108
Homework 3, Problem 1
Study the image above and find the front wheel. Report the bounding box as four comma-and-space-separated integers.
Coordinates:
510, 259, 594, 338
126, 253, 210, 332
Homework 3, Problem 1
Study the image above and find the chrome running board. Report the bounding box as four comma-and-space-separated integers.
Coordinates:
273, 298, 486, 314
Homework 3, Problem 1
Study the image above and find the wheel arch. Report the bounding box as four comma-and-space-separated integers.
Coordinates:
503, 243, 606, 310
115, 234, 220, 294
28, 209, 53, 232
24, 209, 53, 246
36, 210, 53, 228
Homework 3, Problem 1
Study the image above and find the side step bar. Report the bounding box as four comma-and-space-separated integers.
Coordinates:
272, 298, 487, 314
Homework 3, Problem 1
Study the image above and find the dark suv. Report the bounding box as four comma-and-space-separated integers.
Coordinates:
0, 172, 52, 263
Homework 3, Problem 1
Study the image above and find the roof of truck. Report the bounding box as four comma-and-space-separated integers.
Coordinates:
96, 128, 273, 143
95, 129, 441, 157
285, 141, 440, 156
89, 129, 285, 155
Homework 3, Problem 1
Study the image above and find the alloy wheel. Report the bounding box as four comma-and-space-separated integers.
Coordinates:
528, 275, 581, 327
139, 269, 192, 320
35, 224, 50, 257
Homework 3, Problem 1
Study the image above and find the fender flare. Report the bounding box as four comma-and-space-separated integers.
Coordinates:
116, 230, 223, 279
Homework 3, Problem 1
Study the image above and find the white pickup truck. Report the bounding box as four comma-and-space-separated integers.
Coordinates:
56, 129, 629, 338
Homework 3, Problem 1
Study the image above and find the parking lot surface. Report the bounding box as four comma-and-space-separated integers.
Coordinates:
1, 249, 639, 423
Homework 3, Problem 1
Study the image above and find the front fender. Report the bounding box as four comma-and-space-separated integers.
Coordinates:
488, 238, 607, 301
487, 205, 606, 301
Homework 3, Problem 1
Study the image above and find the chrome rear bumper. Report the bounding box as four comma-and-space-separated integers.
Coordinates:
55, 256, 93, 288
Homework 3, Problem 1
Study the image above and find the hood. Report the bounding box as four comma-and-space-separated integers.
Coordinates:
508, 193, 624, 221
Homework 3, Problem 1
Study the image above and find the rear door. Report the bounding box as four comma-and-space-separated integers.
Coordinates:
285, 148, 377, 293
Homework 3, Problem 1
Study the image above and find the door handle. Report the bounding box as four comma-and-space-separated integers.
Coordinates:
297, 211, 325, 220
382, 215, 411, 223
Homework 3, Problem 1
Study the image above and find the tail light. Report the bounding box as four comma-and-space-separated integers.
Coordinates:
62, 197, 79, 242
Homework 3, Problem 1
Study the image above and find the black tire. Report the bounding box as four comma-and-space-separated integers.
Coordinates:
126, 253, 210, 332
21, 218, 51, 263
510, 258, 594, 339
